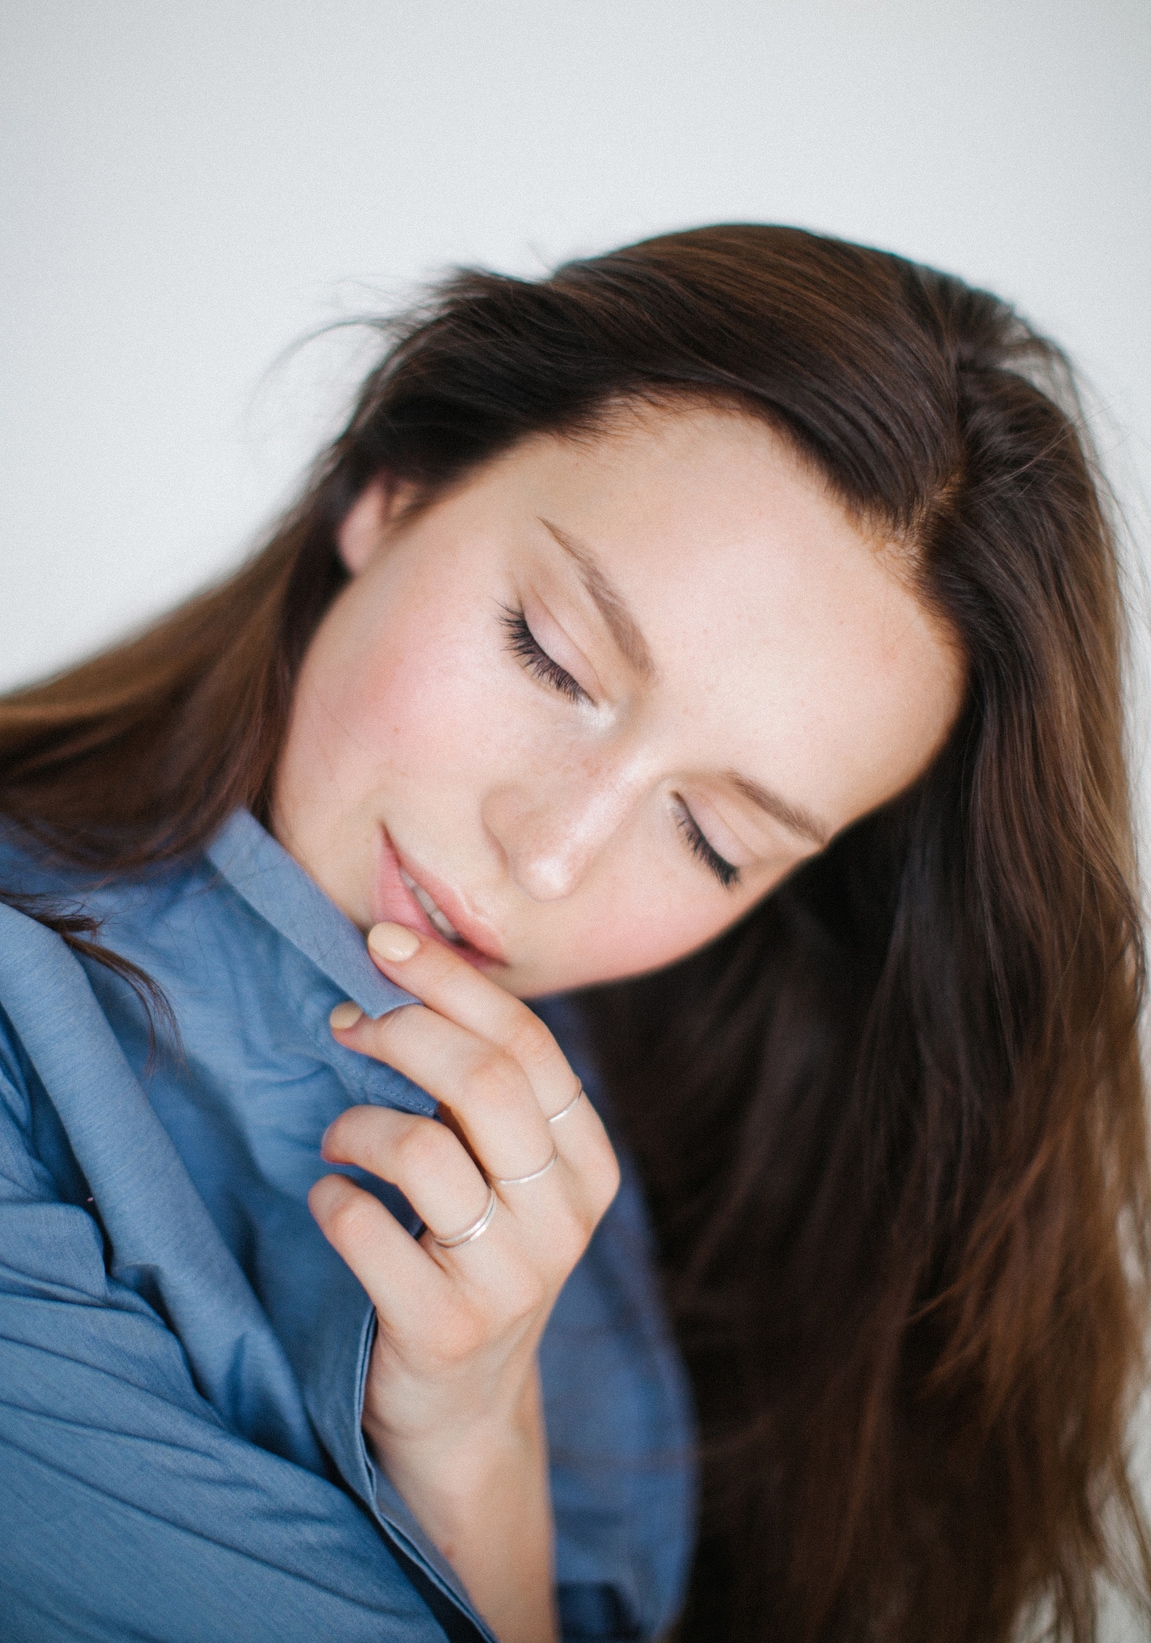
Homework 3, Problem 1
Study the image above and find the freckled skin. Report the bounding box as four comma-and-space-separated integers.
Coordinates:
274, 405, 964, 998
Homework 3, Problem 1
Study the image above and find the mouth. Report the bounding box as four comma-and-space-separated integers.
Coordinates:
373, 830, 507, 969
399, 866, 463, 943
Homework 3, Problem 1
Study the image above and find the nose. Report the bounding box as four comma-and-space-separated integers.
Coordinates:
481, 758, 645, 903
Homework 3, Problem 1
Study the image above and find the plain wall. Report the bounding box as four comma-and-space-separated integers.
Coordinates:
3, 2, 1149, 688
2, 2, 1150, 1632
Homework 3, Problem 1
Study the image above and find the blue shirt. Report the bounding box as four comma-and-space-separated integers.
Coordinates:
0, 809, 695, 1642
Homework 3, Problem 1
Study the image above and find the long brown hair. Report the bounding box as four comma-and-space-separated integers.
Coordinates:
2, 226, 1148, 1641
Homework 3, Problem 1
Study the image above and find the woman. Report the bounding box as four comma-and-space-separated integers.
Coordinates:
0, 225, 1146, 1643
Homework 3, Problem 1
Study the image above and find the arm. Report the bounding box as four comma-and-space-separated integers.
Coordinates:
0, 1075, 473, 1643
312, 923, 621, 1643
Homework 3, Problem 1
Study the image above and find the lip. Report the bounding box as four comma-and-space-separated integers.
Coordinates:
372, 829, 508, 969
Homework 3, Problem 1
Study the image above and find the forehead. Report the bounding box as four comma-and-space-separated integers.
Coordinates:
482, 405, 965, 834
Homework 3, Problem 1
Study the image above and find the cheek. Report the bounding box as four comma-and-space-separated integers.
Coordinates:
555, 869, 763, 989
326, 617, 506, 783
593, 910, 705, 978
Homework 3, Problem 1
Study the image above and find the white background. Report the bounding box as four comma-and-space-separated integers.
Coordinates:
3, 2, 1149, 692
2, 2, 1150, 1629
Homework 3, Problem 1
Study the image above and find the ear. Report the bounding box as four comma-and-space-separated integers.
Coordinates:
336, 478, 417, 576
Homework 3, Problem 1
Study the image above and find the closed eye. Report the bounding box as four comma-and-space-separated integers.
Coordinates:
499, 604, 590, 705
674, 798, 741, 889
500, 603, 740, 888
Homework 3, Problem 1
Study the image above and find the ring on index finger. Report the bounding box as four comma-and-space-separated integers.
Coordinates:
546, 1084, 584, 1124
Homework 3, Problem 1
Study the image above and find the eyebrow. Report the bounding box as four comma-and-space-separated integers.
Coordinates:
728, 772, 831, 849
539, 516, 829, 850
538, 518, 656, 681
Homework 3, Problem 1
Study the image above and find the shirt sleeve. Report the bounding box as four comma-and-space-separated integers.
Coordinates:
0, 1056, 482, 1643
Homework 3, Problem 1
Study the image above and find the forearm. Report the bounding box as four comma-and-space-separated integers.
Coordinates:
370, 1369, 558, 1643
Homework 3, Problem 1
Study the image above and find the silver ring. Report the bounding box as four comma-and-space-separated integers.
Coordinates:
431, 1184, 497, 1249
492, 1148, 559, 1187
546, 1084, 585, 1124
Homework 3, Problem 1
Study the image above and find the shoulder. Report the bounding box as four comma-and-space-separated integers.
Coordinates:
0, 817, 211, 912
0, 823, 222, 1000
0, 904, 99, 1208
0, 822, 80, 898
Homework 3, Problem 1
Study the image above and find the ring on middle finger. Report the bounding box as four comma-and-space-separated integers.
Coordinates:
431, 1183, 498, 1249
491, 1147, 559, 1188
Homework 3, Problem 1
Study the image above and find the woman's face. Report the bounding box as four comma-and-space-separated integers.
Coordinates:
273, 405, 963, 997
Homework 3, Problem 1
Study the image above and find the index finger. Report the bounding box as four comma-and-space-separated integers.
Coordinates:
363, 921, 584, 1121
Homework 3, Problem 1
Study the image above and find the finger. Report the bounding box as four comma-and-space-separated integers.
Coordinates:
340, 924, 620, 1218
363, 923, 583, 1121
321, 1104, 506, 1250
334, 1007, 560, 1188
308, 1172, 453, 1328
336, 950, 619, 1219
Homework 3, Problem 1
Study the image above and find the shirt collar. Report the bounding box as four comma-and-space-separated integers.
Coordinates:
205, 809, 417, 1021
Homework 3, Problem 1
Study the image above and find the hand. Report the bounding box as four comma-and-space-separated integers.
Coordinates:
308, 921, 620, 1643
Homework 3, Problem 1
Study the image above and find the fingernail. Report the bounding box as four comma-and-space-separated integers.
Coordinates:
329, 1001, 364, 1031
368, 921, 421, 962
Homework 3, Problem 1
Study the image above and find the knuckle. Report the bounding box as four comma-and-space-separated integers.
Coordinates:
553, 1162, 619, 1258
392, 1115, 453, 1177
463, 1049, 519, 1108
430, 1303, 489, 1364
579, 1137, 622, 1213
325, 1189, 377, 1251
371, 1004, 420, 1055
322, 1108, 354, 1156
500, 1256, 548, 1321
503, 1011, 557, 1074
594, 1150, 623, 1209
327, 1108, 387, 1171
551, 1209, 594, 1270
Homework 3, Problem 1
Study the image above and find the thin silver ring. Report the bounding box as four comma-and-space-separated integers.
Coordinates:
492, 1148, 559, 1188
546, 1084, 585, 1124
431, 1183, 497, 1249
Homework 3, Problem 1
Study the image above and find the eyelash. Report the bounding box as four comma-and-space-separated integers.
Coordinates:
499, 603, 740, 891
675, 801, 741, 890
499, 604, 589, 704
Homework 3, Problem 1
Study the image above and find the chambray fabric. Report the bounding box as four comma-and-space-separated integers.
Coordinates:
0, 810, 696, 1642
